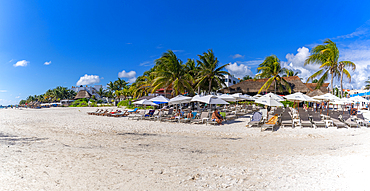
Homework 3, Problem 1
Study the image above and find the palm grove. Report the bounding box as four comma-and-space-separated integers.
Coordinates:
20, 39, 356, 105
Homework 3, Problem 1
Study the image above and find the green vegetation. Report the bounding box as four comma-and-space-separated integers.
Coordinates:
70, 99, 89, 107
256, 55, 292, 94
22, 86, 76, 104
305, 39, 355, 97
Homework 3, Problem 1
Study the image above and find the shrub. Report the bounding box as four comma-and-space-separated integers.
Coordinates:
117, 99, 134, 107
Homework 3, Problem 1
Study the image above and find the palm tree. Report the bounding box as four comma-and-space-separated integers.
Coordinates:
152, 50, 194, 96
97, 88, 106, 99
338, 61, 355, 97
365, 78, 370, 90
197, 49, 230, 94
114, 78, 128, 91
185, 58, 200, 95
107, 81, 117, 92
305, 39, 354, 94
242, 75, 253, 81
282, 69, 299, 77
255, 55, 292, 94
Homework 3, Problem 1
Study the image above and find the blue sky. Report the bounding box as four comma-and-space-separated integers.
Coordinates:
1, 0, 370, 105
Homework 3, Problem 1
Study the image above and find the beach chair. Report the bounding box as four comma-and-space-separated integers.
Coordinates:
311, 113, 326, 128
329, 113, 347, 128
281, 111, 293, 128
299, 112, 313, 128
341, 114, 358, 128
261, 114, 279, 131
247, 112, 263, 128
128, 110, 145, 120
128, 108, 139, 114
87, 109, 100, 115
191, 112, 209, 124
356, 113, 370, 127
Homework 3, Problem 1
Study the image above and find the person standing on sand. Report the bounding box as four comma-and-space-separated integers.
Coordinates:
211, 109, 223, 125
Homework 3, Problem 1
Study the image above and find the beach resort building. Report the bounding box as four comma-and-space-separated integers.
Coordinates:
71, 85, 102, 99
220, 76, 329, 95
222, 74, 240, 88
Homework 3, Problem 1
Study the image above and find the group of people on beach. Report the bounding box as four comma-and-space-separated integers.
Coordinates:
168, 108, 224, 125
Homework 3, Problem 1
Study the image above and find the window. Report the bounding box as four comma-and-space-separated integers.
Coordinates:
229, 79, 231, 83
233, 81, 236, 84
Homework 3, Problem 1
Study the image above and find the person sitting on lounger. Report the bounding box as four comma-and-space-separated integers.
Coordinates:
186, 112, 193, 119
212, 109, 223, 125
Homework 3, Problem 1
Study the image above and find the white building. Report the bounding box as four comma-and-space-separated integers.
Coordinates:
222, 75, 240, 88
71, 85, 103, 99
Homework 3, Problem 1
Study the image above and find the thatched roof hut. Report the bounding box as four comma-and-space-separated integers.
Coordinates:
304, 83, 329, 93
74, 90, 92, 99
220, 76, 311, 95
307, 89, 325, 97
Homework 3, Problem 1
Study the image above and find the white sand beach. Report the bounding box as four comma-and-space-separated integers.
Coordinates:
1, 107, 370, 190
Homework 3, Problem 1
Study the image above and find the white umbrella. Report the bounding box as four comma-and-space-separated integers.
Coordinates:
284, 92, 315, 111
168, 95, 192, 105
260, 92, 285, 102
133, 99, 158, 106
255, 96, 284, 107
253, 94, 262, 99
349, 96, 369, 103
218, 94, 237, 102
149, 95, 170, 103
191, 95, 229, 105
231, 93, 254, 101
313, 93, 340, 101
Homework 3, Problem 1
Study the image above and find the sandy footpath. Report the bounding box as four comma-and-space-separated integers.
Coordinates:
1, 107, 370, 190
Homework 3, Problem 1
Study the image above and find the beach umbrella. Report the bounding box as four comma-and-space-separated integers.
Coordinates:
255, 96, 284, 107
313, 93, 340, 115
284, 92, 315, 112
191, 95, 229, 105
133, 99, 158, 106
168, 95, 192, 105
231, 93, 254, 101
149, 95, 170, 104
218, 94, 237, 102
253, 94, 262, 99
260, 92, 285, 102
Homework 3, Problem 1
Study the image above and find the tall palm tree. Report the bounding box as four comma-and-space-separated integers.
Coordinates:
185, 58, 200, 95
365, 78, 370, 90
107, 81, 117, 92
338, 61, 355, 97
97, 87, 106, 99
282, 69, 299, 77
255, 55, 292, 94
305, 39, 354, 94
152, 50, 194, 96
197, 49, 230, 94
114, 78, 128, 91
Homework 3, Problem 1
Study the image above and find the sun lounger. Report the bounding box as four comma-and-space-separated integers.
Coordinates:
344, 118, 359, 128
356, 114, 370, 127
299, 112, 313, 128
191, 112, 209, 124
128, 108, 139, 113
311, 113, 326, 128
87, 109, 100, 115
261, 114, 279, 132
329, 113, 347, 128
281, 111, 293, 128
248, 112, 263, 128
108, 110, 129, 117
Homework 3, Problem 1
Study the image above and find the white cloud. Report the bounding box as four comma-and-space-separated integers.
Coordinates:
0, 90, 7, 92
76, 74, 100, 86
9, 59, 13, 63
231, 54, 244, 59
118, 70, 136, 78
44, 61, 51, 65
236, 60, 263, 66
139, 61, 152, 66
15, 96, 20, 99
13, 60, 29, 67
128, 77, 137, 83
225, 62, 254, 78
281, 47, 318, 82
173, 50, 184, 53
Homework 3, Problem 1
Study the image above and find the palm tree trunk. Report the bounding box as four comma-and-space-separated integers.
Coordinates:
197, 86, 200, 95
331, 72, 334, 94
340, 69, 344, 98
274, 80, 276, 94
208, 79, 212, 94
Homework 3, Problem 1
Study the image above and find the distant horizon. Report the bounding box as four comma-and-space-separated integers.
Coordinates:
1, 1, 370, 105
